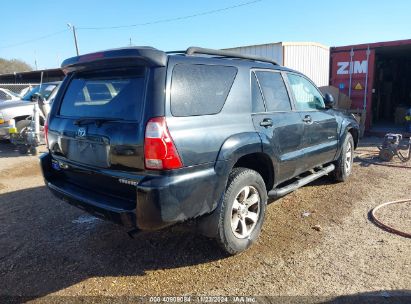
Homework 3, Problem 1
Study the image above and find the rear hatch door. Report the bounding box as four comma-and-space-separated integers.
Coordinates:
49, 66, 147, 172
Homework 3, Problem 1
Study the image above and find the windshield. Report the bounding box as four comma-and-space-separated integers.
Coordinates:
59, 68, 146, 121
22, 84, 58, 101
4, 89, 20, 98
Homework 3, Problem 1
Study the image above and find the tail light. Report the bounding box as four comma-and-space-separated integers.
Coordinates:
144, 117, 183, 170
44, 118, 49, 148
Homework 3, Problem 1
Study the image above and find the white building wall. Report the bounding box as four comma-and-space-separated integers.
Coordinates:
223, 42, 330, 87
223, 43, 283, 66
282, 42, 330, 87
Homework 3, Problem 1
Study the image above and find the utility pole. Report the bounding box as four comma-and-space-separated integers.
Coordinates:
34, 50, 38, 70
67, 23, 79, 56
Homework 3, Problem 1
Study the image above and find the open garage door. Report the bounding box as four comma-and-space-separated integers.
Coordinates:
372, 45, 411, 134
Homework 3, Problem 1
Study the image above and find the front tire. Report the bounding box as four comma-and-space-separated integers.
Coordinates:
332, 133, 354, 182
215, 168, 267, 255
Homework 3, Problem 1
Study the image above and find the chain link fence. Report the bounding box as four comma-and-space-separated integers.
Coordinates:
0, 83, 39, 98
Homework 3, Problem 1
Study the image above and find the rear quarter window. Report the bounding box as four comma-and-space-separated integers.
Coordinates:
170, 64, 237, 116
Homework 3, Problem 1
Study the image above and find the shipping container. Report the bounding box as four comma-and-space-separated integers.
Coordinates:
223, 42, 330, 86
330, 39, 411, 134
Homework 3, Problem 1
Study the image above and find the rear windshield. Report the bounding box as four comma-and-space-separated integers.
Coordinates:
59, 68, 145, 121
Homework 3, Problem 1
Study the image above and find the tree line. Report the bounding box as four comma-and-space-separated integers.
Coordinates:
0, 58, 33, 74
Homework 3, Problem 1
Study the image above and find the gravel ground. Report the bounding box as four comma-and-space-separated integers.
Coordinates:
0, 139, 410, 302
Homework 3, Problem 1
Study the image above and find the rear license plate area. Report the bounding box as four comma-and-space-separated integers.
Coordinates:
67, 139, 110, 168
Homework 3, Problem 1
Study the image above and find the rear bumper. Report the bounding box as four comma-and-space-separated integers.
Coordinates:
40, 152, 226, 230
47, 178, 137, 227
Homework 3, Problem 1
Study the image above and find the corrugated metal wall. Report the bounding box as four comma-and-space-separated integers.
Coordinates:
223, 42, 330, 87
223, 43, 283, 66
283, 43, 330, 87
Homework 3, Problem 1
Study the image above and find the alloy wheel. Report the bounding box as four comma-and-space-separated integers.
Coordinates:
231, 185, 261, 239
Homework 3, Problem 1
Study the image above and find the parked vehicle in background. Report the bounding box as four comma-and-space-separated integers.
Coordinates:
0, 88, 21, 102
18, 85, 34, 98
40, 47, 359, 254
0, 82, 60, 139
20, 83, 58, 102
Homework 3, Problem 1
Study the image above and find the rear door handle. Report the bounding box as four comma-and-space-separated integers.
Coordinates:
260, 118, 273, 127
302, 115, 312, 124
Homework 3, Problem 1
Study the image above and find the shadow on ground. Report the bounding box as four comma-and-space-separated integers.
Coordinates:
0, 186, 228, 298
0, 141, 37, 158
0, 174, 339, 299
0, 141, 20, 158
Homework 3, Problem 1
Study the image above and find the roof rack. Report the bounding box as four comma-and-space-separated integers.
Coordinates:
166, 50, 186, 55
185, 46, 279, 66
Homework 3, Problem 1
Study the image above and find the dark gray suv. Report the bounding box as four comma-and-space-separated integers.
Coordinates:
40, 47, 359, 254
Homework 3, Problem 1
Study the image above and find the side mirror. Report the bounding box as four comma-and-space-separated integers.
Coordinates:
324, 93, 335, 109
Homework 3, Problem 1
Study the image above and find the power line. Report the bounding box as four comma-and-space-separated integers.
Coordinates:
0, 0, 263, 51
0, 29, 68, 49
78, 0, 262, 30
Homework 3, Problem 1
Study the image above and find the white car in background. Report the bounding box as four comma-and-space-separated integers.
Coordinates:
0, 88, 21, 102
0, 82, 60, 139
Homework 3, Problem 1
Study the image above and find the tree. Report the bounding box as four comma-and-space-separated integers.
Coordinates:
0, 58, 33, 74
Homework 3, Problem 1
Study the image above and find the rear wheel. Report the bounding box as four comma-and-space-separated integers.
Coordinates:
332, 133, 354, 182
16, 119, 31, 134
29, 146, 38, 155
215, 167, 267, 255
378, 149, 394, 162
18, 145, 29, 155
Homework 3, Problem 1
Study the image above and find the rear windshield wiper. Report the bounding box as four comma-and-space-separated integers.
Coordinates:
73, 118, 123, 127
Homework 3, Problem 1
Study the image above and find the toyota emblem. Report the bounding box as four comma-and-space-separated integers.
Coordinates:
77, 127, 86, 137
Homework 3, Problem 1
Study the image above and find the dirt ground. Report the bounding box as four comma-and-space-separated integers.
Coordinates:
0, 138, 410, 302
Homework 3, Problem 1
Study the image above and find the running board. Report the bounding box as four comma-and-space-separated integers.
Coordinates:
268, 164, 335, 198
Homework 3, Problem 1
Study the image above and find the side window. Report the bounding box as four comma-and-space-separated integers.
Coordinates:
171, 64, 237, 117
287, 73, 325, 111
251, 72, 265, 113
255, 71, 291, 112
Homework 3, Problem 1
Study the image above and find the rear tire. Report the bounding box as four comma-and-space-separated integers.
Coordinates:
215, 167, 267, 255
29, 146, 38, 155
18, 145, 29, 155
16, 119, 31, 134
332, 133, 354, 182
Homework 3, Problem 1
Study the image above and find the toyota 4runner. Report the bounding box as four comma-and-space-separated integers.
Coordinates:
40, 47, 359, 254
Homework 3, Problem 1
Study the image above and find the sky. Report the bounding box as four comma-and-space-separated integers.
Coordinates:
1, 0, 410, 70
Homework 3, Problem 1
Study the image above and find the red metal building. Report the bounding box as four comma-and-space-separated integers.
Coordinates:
330, 39, 411, 133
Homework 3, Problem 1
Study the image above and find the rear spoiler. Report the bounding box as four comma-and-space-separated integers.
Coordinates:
61, 47, 167, 73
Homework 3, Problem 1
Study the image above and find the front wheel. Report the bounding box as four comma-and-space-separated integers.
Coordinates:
331, 133, 354, 182
215, 167, 267, 255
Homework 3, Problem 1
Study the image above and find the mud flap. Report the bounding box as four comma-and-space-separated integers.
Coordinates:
196, 194, 225, 238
